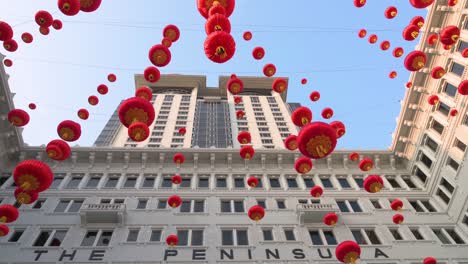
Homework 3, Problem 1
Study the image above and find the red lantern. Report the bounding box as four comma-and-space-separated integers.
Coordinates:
248, 205, 265, 221
298, 122, 337, 159
448, 0, 458, 6
358, 29, 367, 38
171, 175, 182, 185
363, 175, 384, 193
392, 47, 404, 58
359, 158, 373, 172
391, 199, 403, 211
149, 44, 171, 67
118, 97, 155, 127
252, 47, 265, 60
427, 34, 438, 45
402, 25, 420, 41
404, 50, 427, 71
247, 176, 259, 188
167, 195, 182, 208
77, 108, 89, 120
462, 48, 468, 58
410, 16, 425, 29
263, 63, 276, 77
3, 39, 18, 52
236, 110, 245, 119
301, 78, 307, 85
428, 95, 439, 106
310, 91, 320, 102
272, 78, 287, 93
8, 109, 30, 127
240, 145, 255, 160
209, 4, 226, 16
204, 31, 235, 63
431, 66, 445, 79
205, 14, 231, 34
80, 0, 102, 12
35, 10, 53, 27
424, 257, 437, 264
173, 153, 185, 164
227, 77, 244, 95
440, 25, 460, 45
197, 0, 235, 18
46, 139, 71, 161
179, 127, 187, 135
58, 0, 81, 16
0, 21, 13, 41
0, 225, 9, 237
88, 95, 99, 106
52, 19, 63, 30
310, 186, 323, 198
161, 37, 172, 48
57, 120, 81, 142
449, 109, 458, 117
243, 31, 252, 41
13, 160, 53, 192
380, 40, 390, 51
21, 32, 33, 44
443, 44, 453, 50
392, 214, 404, 224
330, 121, 346, 138
0, 205, 19, 223
237, 131, 252, 144
321, 108, 334, 119
163, 24, 180, 42
384, 6, 397, 19
409, 0, 435, 8
107, 73, 117, 82
97, 84, 108, 95
406, 82, 413, 89
234, 96, 242, 104
39, 27, 50, 35
166, 234, 179, 247
128, 122, 150, 142
349, 152, 360, 162
389, 71, 397, 79
291, 107, 312, 127
284, 135, 298, 150
3, 59, 13, 67
335, 241, 361, 264
295, 157, 313, 174
15, 188, 39, 204
368, 34, 377, 44
135, 86, 153, 101
354, 0, 366, 8
324, 212, 338, 226
144, 66, 161, 83
28, 103, 36, 110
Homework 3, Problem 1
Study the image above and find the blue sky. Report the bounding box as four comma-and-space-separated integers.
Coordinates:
2, 1, 425, 149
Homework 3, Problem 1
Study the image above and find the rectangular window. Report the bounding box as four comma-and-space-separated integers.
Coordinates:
371, 200, 382, 209
136, 199, 148, 209
447, 157, 460, 171
410, 228, 424, 240
65, 176, 82, 189
50, 176, 64, 189
437, 101, 450, 116
424, 135, 439, 152
389, 228, 403, 240
234, 177, 245, 188
309, 230, 323, 245
179, 177, 191, 188
308, 230, 336, 245
276, 200, 286, 209
431, 119, 445, 135
221, 230, 233, 245
198, 176, 209, 188
34, 230, 67, 247
216, 177, 227, 188
104, 176, 119, 188
323, 230, 337, 245
403, 177, 417, 189
421, 200, 437, 212
127, 229, 139, 242
287, 178, 298, 188
8, 229, 24, 242
54, 199, 83, 213
257, 200, 266, 209
157, 199, 167, 209
32, 199, 46, 209
419, 152, 433, 169
337, 177, 351, 188
354, 177, 364, 188
440, 178, 454, 194
123, 176, 137, 188
284, 229, 296, 241
269, 177, 281, 188
387, 177, 401, 188
450, 61, 465, 76
142, 175, 155, 188
85, 177, 101, 189
443, 83, 458, 97
437, 188, 451, 204
161, 176, 172, 188
303, 177, 315, 187
349, 200, 362, 212
455, 139, 467, 152
263, 229, 273, 241
150, 229, 161, 242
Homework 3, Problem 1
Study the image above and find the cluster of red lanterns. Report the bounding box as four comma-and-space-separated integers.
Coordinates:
118, 96, 155, 142
34, 10, 62, 37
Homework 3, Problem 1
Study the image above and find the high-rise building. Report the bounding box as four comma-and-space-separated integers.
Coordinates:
1, 1, 468, 263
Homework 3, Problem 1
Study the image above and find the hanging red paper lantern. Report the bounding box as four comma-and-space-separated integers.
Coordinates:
248, 205, 265, 222
8, 109, 30, 127
406, 82, 413, 89
3, 58, 12, 67
237, 131, 252, 144
291, 107, 312, 127
118, 97, 155, 127
448, 0, 458, 6
403, 25, 420, 41
144, 66, 161, 83
368, 34, 377, 44
354, 0, 366, 8
135, 86, 153, 101
295, 156, 313, 174
252, 47, 265, 60
161, 37, 172, 48
77, 108, 89, 120
349, 152, 360, 162
243, 31, 252, 41
28, 103, 36, 110
330, 121, 346, 138
97, 84, 108, 95
240, 145, 255, 160
236, 110, 245, 119
324, 212, 338, 226
380, 40, 390, 51
0, 21, 13, 41
204, 31, 235, 63
301, 78, 307, 85
35, 10, 53, 27
462, 48, 468, 58
310, 91, 320, 102
427, 34, 438, 45
263, 63, 276, 77
409, 0, 435, 8
272, 78, 287, 93
358, 29, 367, 38
149, 44, 171, 67
107, 73, 117, 82
80, 0, 101, 12
392, 47, 404, 58
335, 241, 361, 264
247, 176, 259, 188
423, 257, 437, 264
310, 186, 323, 198
440, 25, 460, 45
431, 66, 445, 79
58, 0, 81, 16
46, 139, 71, 161
15, 188, 39, 204
163, 24, 180, 42
393, 214, 404, 224
88, 95, 99, 106
52, 19, 63, 30
171, 175, 182, 185
128, 122, 150, 142
197, 0, 235, 18
209, 4, 226, 16
205, 14, 231, 34
0, 224, 9, 237
3, 39, 18, 52
57, 120, 81, 142
389, 71, 397, 79
39, 27, 50, 35
166, 234, 179, 247
227, 77, 244, 95
167, 195, 182, 208
234, 96, 242, 104
359, 158, 373, 171
298, 122, 337, 159
384, 6, 397, 19
173, 153, 185, 164
410, 16, 425, 29
449, 109, 458, 117
321, 108, 334, 119
284, 135, 298, 151
179, 127, 187, 135
0, 205, 19, 223
21, 32, 33, 44
363, 175, 384, 193
13, 160, 53, 192
404, 51, 427, 71
443, 44, 453, 50
391, 199, 403, 211
428, 95, 439, 105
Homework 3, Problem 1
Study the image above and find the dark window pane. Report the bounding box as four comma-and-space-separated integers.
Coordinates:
191, 230, 204, 246
433, 229, 451, 244
142, 177, 155, 188
150, 230, 161, 241
33, 231, 51, 247
137, 199, 148, 209
81, 231, 97, 246
97, 231, 113, 246
337, 201, 349, 212
105, 177, 119, 188
86, 177, 100, 188
390, 229, 403, 240
269, 178, 281, 188
352, 230, 367, 245
257, 200, 266, 209
263, 229, 273, 241
33, 199, 45, 209
441, 178, 454, 194
403, 178, 417, 188
234, 178, 245, 188
411, 229, 424, 240
222, 230, 233, 245
285, 230, 295, 241
366, 230, 381, 244
127, 230, 139, 242
437, 189, 451, 204
237, 230, 248, 245
8, 230, 24, 242
354, 178, 364, 188
49, 230, 67, 247
450, 62, 464, 76
277, 200, 286, 209
437, 102, 450, 116
421, 200, 436, 212
234, 201, 244, 212
177, 230, 188, 246
51, 177, 64, 189
54, 200, 69, 213
162, 178, 172, 188
371, 200, 381, 209
68, 200, 83, 212
124, 177, 137, 188
66, 177, 82, 189
194, 201, 204, 212
338, 178, 350, 188
309, 230, 323, 245
323, 231, 337, 245
443, 83, 457, 97
387, 178, 400, 188
198, 178, 209, 188
180, 201, 191, 212
287, 178, 298, 188
221, 201, 231, 212
410, 201, 424, 212
321, 178, 333, 188
349, 201, 362, 212
446, 229, 465, 244
303, 178, 315, 187
216, 178, 227, 188
180, 178, 191, 188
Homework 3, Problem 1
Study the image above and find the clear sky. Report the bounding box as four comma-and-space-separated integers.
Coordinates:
2, 1, 425, 150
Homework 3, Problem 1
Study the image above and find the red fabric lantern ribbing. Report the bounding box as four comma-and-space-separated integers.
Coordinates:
330, 121, 346, 138
391, 199, 403, 211
404, 51, 427, 71
248, 205, 265, 221
28, 103, 36, 110
349, 152, 360, 162
77, 108, 89, 120
272, 78, 287, 93
166, 234, 179, 246
393, 214, 404, 224
197, 0, 235, 18
409, 0, 435, 8
392, 47, 404, 58
427, 34, 438, 45
128, 122, 150, 142
310, 91, 321, 102
443, 44, 453, 50
52, 19, 63, 30
135, 86, 153, 101
403, 25, 420, 41
410, 16, 425, 29
358, 29, 367, 38
263, 63, 276, 77
58, 0, 81, 16
324, 212, 338, 226
97, 84, 108, 95
205, 14, 231, 34
0, 224, 9, 237
149, 44, 171, 67
368, 34, 377, 44
310, 186, 323, 198
406, 82, 413, 89
163, 24, 180, 42
301, 78, 307, 85
354, 0, 366, 7
335, 241, 361, 264
284, 135, 298, 151
107, 73, 117, 82
236, 110, 245, 119
448, 0, 458, 6
0, 21, 13, 41
295, 157, 313, 174
35, 10, 53, 27
8, 109, 30, 127
247, 176, 259, 188
243, 31, 252, 41
359, 158, 373, 172
428, 95, 439, 105
80, 0, 102, 12
450, 109, 458, 117
144, 66, 161, 83
161, 37, 172, 48
167, 195, 182, 208
431, 66, 445, 79
234, 96, 242, 104
3, 59, 13, 67
118, 97, 155, 127
0, 205, 19, 223
462, 48, 468, 58
240, 145, 255, 160
13, 160, 53, 192
380, 40, 390, 51
423, 257, 437, 264
179, 127, 187, 135
3, 39, 18, 52
237, 131, 251, 144
173, 153, 185, 164
384, 6, 397, 19
15, 188, 39, 204
298, 122, 337, 159
252, 47, 265, 60
39, 26, 49, 35
57, 120, 81, 142
21, 33, 33, 44
291, 107, 312, 127
171, 175, 182, 185
389, 71, 397, 79
363, 175, 384, 193
46, 139, 71, 161
227, 77, 244, 95
321, 108, 334, 119
204, 31, 235, 63
439, 25, 460, 45
209, 4, 226, 16
88, 95, 99, 106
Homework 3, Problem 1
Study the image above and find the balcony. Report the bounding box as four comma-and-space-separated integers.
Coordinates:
80, 204, 126, 225
296, 203, 339, 224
